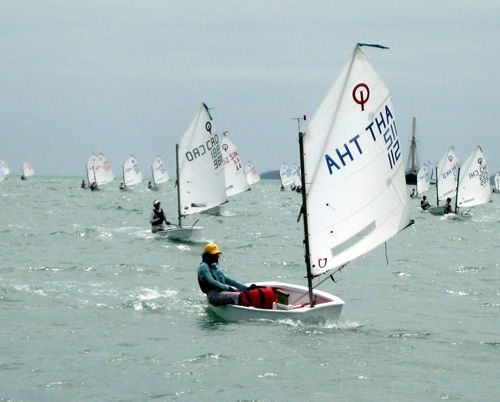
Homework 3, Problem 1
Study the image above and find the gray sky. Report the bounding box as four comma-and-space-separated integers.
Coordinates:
1, 0, 498, 177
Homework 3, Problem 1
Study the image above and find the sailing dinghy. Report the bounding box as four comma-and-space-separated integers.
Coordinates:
494, 172, 500, 193
416, 163, 431, 196
149, 155, 169, 191
244, 162, 260, 187
221, 132, 249, 198
428, 147, 460, 215
120, 155, 143, 190
21, 162, 34, 180
86, 153, 114, 190
207, 44, 412, 324
163, 103, 227, 242
447, 146, 491, 219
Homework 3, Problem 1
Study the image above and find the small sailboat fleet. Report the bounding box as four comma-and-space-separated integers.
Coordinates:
120, 155, 143, 190
149, 156, 169, 191
425, 146, 491, 218
207, 44, 413, 324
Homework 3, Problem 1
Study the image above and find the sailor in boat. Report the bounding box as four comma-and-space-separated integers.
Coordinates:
197, 243, 247, 306
410, 188, 417, 198
147, 181, 152, 190
197, 243, 277, 308
81, 179, 87, 189
119, 182, 126, 190
90, 181, 98, 191
149, 200, 172, 233
420, 195, 431, 210
444, 197, 452, 214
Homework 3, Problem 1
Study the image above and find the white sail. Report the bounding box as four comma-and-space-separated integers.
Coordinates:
303, 45, 411, 277
151, 155, 169, 185
436, 147, 460, 201
96, 153, 114, 185
291, 164, 301, 188
221, 133, 249, 197
86, 154, 98, 184
123, 155, 143, 187
495, 172, 500, 192
279, 164, 295, 187
416, 163, 430, 194
245, 162, 260, 186
0, 167, 4, 182
0, 160, 10, 176
23, 162, 35, 177
178, 103, 227, 215
456, 146, 491, 208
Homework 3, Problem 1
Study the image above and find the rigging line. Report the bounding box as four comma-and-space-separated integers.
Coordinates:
384, 242, 389, 265
357, 43, 390, 49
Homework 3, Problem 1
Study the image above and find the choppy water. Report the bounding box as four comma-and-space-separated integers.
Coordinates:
0, 176, 499, 401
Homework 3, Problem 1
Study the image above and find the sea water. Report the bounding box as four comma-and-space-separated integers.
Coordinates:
0, 177, 498, 401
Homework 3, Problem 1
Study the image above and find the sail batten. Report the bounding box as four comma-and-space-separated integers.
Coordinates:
303, 45, 411, 277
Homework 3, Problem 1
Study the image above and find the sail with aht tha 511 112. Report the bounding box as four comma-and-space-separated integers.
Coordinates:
207, 44, 413, 324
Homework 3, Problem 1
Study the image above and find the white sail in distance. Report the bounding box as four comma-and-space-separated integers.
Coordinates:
436, 147, 460, 201
151, 156, 169, 185
416, 163, 431, 194
495, 172, 500, 192
0, 160, 10, 176
23, 162, 35, 177
456, 146, 491, 208
123, 155, 143, 187
303, 45, 411, 277
221, 133, 249, 197
279, 164, 295, 187
178, 103, 227, 215
245, 162, 260, 186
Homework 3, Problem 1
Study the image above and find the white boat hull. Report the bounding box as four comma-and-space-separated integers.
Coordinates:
443, 212, 473, 220
161, 226, 204, 242
206, 281, 344, 324
428, 206, 446, 215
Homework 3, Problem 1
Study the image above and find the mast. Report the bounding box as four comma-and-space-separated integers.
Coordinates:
435, 166, 439, 206
407, 117, 418, 173
175, 144, 182, 227
298, 132, 315, 307
151, 165, 156, 188
454, 167, 461, 213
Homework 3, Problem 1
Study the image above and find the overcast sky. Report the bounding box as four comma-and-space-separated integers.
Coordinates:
0, 0, 498, 178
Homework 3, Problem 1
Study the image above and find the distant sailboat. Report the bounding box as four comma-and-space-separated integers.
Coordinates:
207, 44, 412, 323
244, 162, 260, 186
149, 155, 169, 191
416, 163, 431, 195
279, 163, 295, 190
494, 172, 500, 193
86, 153, 114, 190
453, 146, 491, 216
0, 160, 10, 177
21, 162, 34, 180
221, 132, 249, 197
405, 117, 419, 185
164, 103, 227, 242
428, 147, 460, 215
120, 155, 143, 190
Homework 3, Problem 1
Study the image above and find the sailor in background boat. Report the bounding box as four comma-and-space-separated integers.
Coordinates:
81, 179, 87, 189
410, 188, 417, 198
149, 200, 172, 233
197, 243, 248, 306
420, 195, 431, 210
90, 181, 98, 191
444, 197, 452, 214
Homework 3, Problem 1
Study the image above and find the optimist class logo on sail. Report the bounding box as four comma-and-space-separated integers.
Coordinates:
324, 84, 401, 174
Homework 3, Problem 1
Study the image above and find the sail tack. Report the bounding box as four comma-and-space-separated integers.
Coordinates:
303, 45, 411, 276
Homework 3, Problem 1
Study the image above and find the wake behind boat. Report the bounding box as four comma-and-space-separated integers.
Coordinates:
207, 44, 412, 324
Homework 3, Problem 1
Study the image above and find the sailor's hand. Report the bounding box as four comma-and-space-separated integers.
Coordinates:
227, 286, 238, 292
247, 284, 257, 290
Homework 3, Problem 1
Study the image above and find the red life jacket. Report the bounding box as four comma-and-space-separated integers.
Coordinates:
238, 287, 277, 309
